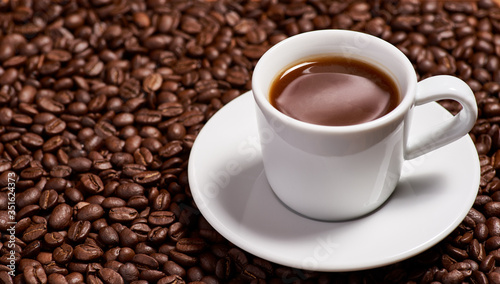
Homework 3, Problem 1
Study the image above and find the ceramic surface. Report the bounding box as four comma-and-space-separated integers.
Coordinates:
188, 91, 480, 272
251, 30, 477, 220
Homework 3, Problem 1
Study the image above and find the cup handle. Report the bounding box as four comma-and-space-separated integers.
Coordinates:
404, 75, 478, 160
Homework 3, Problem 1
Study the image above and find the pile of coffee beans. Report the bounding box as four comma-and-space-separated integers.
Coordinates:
1, 0, 500, 283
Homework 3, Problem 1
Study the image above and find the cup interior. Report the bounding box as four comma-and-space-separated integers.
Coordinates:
252, 30, 417, 130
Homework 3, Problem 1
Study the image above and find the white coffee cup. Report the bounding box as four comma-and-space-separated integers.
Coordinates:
252, 30, 478, 221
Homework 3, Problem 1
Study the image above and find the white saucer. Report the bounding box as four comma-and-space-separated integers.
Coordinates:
188, 91, 480, 272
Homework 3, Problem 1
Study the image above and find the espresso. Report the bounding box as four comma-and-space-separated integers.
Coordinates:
269, 56, 400, 126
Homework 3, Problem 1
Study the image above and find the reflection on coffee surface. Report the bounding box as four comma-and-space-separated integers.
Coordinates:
270, 56, 400, 126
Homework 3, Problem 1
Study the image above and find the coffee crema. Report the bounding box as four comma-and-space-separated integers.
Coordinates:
269, 56, 400, 126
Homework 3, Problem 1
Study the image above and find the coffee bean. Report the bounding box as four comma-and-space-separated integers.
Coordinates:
67, 220, 91, 243
64, 187, 84, 204
53, 243, 73, 265
23, 263, 47, 284
44, 232, 65, 248
469, 239, 486, 262
48, 204, 72, 230
79, 173, 104, 194
94, 121, 117, 138
163, 260, 186, 278
146, 227, 167, 244
169, 250, 197, 267
68, 157, 92, 172
43, 135, 64, 152
485, 202, 500, 217
176, 238, 206, 254
133, 147, 153, 166
148, 211, 175, 226
76, 204, 104, 221
73, 244, 103, 261
122, 163, 147, 177
486, 217, 500, 237
16, 187, 41, 208
22, 223, 47, 242
20, 167, 45, 180
133, 171, 161, 184
446, 244, 469, 260
113, 113, 135, 127
158, 102, 184, 117
109, 207, 138, 222
115, 183, 144, 199
21, 132, 43, 148
98, 267, 124, 284
45, 118, 67, 135
118, 262, 139, 283
50, 165, 72, 178
475, 222, 489, 242
159, 141, 183, 158
133, 254, 159, 270
143, 73, 163, 93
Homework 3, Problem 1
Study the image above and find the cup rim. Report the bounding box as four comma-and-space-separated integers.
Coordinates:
252, 29, 417, 134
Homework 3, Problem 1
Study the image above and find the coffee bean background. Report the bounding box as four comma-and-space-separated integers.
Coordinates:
0, 0, 499, 283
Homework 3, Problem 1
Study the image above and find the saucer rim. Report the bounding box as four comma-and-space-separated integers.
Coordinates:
188, 91, 480, 272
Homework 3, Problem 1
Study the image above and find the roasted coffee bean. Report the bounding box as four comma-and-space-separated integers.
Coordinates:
45, 118, 67, 135
176, 238, 206, 254
67, 221, 91, 243
16, 187, 41, 208
133, 171, 161, 184
486, 217, 500, 236
118, 79, 141, 100
50, 165, 72, 178
21, 132, 43, 148
101, 197, 127, 209
20, 167, 45, 180
79, 173, 104, 194
38, 189, 59, 210
97, 267, 124, 284
148, 227, 169, 244
122, 164, 147, 177
486, 236, 500, 251
143, 73, 163, 93
119, 227, 139, 248
127, 196, 149, 210
133, 254, 159, 270
148, 211, 175, 226
134, 147, 153, 166
166, 123, 186, 141
22, 223, 47, 242
115, 183, 144, 199
485, 202, 500, 217
109, 207, 139, 222
153, 190, 171, 211
118, 262, 139, 283
73, 244, 103, 261
67, 155, 89, 170
158, 102, 184, 117
44, 232, 65, 248
53, 243, 73, 265
159, 141, 183, 158
24, 263, 47, 284
48, 203, 72, 230
163, 260, 186, 278
215, 257, 233, 280
65, 187, 84, 204
169, 250, 197, 267
475, 223, 489, 242
76, 204, 105, 221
